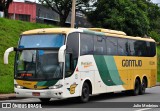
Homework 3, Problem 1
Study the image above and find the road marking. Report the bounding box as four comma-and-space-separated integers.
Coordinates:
135, 108, 152, 111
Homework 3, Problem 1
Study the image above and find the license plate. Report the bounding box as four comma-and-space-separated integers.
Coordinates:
32, 92, 40, 96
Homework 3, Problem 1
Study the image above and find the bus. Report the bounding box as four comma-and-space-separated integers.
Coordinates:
4, 28, 157, 102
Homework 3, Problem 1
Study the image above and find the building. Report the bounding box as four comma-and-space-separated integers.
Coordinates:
8, 1, 92, 27
8, 2, 36, 22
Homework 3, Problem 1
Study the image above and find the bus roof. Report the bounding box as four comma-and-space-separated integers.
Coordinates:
85, 28, 155, 42
88, 28, 127, 36
21, 28, 155, 42
22, 28, 74, 35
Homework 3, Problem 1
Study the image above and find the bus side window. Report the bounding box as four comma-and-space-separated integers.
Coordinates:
81, 45, 88, 55
106, 37, 117, 55
65, 33, 79, 77
107, 48, 111, 55
118, 38, 128, 56
80, 33, 94, 55
94, 36, 106, 55
65, 53, 72, 77
150, 42, 156, 57
128, 40, 136, 56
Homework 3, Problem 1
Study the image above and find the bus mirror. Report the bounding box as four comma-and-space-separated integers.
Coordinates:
4, 47, 16, 64
58, 45, 66, 63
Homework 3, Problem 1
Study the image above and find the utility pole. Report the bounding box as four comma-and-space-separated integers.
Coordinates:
71, 0, 76, 28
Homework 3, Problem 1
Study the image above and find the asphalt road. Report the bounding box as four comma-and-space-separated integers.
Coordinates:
0, 86, 160, 111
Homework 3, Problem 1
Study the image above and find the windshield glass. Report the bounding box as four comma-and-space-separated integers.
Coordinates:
15, 49, 63, 80
19, 34, 65, 48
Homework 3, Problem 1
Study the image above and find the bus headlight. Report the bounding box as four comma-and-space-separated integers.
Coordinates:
14, 84, 23, 89
49, 84, 63, 89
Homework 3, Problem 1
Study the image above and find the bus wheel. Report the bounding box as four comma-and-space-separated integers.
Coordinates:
132, 79, 140, 96
139, 78, 147, 95
80, 82, 90, 103
39, 98, 51, 102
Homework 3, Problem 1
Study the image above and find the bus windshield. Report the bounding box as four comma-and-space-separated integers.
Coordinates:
15, 34, 65, 80
19, 34, 65, 48
15, 49, 63, 80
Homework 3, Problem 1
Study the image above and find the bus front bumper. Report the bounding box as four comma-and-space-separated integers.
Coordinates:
15, 88, 64, 99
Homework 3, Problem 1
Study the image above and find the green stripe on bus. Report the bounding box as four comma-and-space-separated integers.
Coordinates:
104, 56, 124, 85
37, 80, 58, 86
44, 80, 58, 86
94, 55, 116, 86
36, 81, 47, 86
94, 55, 124, 86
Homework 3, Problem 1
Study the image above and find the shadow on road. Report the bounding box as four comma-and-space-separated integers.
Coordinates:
28, 92, 153, 108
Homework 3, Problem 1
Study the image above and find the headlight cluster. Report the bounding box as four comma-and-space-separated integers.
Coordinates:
14, 84, 23, 89
49, 84, 63, 89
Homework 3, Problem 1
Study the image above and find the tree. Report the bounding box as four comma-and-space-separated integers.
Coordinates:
146, 2, 160, 32
39, 0, 93, 26
0, 0, 13, 18
86, 0, 150, 36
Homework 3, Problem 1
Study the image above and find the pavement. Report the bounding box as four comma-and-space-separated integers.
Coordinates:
0, 93, 16, 100
0, 82, 160, 101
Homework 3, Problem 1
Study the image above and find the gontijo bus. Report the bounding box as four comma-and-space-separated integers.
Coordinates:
4, 28, 157, 102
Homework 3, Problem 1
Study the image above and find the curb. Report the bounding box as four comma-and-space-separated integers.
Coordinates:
0, 94, 16, 101
156, 82, 160, 86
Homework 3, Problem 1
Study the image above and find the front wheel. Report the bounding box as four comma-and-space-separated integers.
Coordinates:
39, 98, 51, 102
79, 82, 90, 103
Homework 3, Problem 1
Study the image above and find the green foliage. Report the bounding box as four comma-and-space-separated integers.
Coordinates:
87, 0, 160, 38
39, 0, 94, 26
149, 31, 160, 42
0, 18, 54, 93
157, 45, 160, 82
86, 0, 160, 82
0, 0, 13, 17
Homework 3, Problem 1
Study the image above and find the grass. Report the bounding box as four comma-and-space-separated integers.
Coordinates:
157, 45, 160, 82
0, 18, 54, 93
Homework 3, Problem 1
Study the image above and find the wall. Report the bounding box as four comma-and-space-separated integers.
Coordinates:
8, 2, 36, 22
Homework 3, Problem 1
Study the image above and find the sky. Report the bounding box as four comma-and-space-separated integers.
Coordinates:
151, 0, 160, 4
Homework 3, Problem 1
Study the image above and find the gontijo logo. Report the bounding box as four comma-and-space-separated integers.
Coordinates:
122, 59, 142, 67
81, 62, 93, 68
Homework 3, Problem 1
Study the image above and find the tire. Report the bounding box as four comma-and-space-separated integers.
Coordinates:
139, 79, 147, 95
79, 82, 90, 103
39, 98, 51, 102
132, 79, 140, 96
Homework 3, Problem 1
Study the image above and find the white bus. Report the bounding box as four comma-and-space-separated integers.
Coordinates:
4, 28, 157, 102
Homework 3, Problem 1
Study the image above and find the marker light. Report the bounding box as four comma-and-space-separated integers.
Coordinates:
49, 84, 63, 89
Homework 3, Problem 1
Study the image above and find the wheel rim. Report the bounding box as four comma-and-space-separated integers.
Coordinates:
141, 80, 146, 93
135, 80, 139, 94
82, 86, 89, 99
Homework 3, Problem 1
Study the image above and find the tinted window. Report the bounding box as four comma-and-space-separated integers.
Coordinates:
80, 33, 94, 55
118, 38, 128, 56
65, 33, 79, 77
149, 42, 156, 57
134, 41, 148, 56
94, 36, 106, 55
66, 33, 79, 59
106, 37, 117, 55
19, 34, 65, 48
128, 39, 156, 57
128, 39, 136, 56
